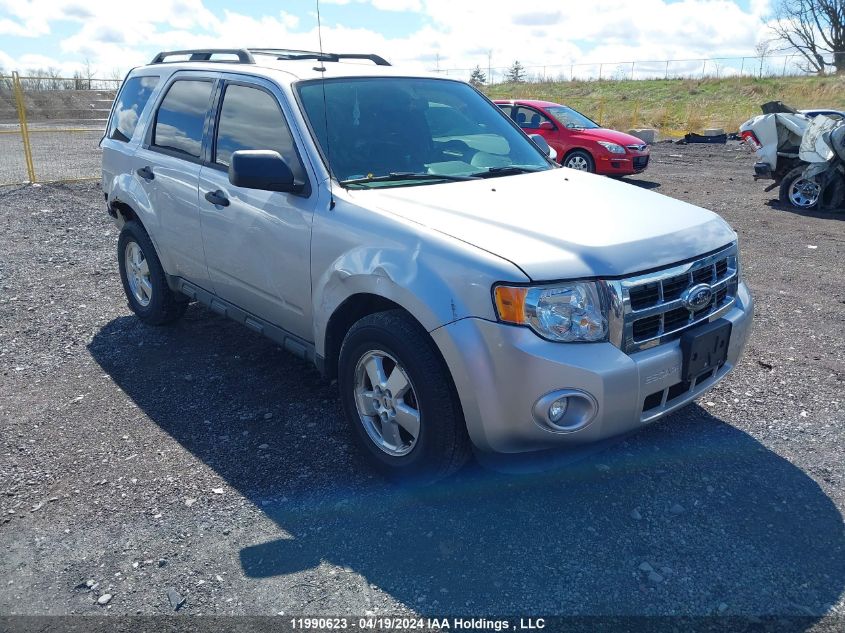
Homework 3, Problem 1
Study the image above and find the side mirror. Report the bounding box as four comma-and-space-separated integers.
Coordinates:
538, 121, 555, 131
529, 133, 554, 158
228, 150, 302, 193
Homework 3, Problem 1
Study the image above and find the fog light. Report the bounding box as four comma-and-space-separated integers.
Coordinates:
549, 397, 569, 423
532, 389, 599, 433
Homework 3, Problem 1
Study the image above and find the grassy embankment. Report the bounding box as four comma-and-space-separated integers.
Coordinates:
484, 75, 845, 138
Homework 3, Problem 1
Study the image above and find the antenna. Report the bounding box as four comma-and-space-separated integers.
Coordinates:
316, 0, 335, 210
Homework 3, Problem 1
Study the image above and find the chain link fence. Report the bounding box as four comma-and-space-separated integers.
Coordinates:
0, 73, 120, 185
435, 54, 819, 83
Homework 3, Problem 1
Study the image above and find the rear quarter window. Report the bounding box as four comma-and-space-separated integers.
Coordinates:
108, 76, 160, 142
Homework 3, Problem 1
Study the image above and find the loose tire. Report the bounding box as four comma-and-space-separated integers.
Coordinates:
338, 310, 471, 483
563, 149, 595, 173
779, 166, 821, 209
117, 221, 187, 325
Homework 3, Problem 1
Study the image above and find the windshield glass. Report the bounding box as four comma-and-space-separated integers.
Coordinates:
297, 77, 551, 186
546, 105, 600, 130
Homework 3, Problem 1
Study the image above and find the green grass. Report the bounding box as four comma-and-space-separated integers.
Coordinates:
483, 75, 845, 137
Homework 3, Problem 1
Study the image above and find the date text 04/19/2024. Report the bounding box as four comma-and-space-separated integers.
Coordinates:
290, 617, 547, 630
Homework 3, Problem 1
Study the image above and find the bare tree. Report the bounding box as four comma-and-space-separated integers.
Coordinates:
755, 40, 773, 76
770, 0, 845, 74
83, 58, 96, 89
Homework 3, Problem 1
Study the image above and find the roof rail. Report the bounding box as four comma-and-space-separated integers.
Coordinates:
150, 49, 255, 64
248, 48, 391, 66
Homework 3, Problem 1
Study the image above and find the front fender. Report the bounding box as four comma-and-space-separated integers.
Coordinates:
313, 243, 482, 357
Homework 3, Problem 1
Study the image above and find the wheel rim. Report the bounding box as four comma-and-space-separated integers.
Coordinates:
789, 177, 821, 208
353, 350, 421, 457
566, 154, 590, 171
124, 241, 152, 307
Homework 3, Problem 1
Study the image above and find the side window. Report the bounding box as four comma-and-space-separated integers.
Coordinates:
214, 84, 304, 180
108, 76, 160, 142
514, 106, 553, 130
152, 80, 213, 158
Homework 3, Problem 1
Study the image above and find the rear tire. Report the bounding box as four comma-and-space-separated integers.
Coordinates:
117, 221, 187, 325
563, 149, 595, 173
779, 166, 820, 209
338, 310, 471, 484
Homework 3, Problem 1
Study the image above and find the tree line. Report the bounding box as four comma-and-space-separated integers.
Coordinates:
0, 60, 122, 90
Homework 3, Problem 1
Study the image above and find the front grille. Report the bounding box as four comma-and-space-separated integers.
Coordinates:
614, 244, 739, 354
627, 144, 648, 152
641, 367, 718, 418
633, 156, 649, 168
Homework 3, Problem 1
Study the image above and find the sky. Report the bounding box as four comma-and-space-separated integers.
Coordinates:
0, 0, 779, 80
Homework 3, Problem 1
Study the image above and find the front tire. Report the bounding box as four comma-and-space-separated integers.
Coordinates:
338, 310, 471, 483
563, 149, 595, 173
117, 221, 187, 325
779, 166, 820, 209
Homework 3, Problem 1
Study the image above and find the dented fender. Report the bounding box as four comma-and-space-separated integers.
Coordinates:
310, 193, 528, 358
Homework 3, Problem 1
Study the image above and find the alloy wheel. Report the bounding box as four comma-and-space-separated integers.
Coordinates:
788, 177, 821, 208
566, 155, 590, 171
353, 350, 421, 457
124, 241, 152, 307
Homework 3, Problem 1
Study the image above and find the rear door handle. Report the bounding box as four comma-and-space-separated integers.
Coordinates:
204, 190, 230, 207
136, 166, 154, 181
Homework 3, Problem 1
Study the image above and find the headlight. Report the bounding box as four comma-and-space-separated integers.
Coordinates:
494, 282, 608, 342
597, 141, 625, 154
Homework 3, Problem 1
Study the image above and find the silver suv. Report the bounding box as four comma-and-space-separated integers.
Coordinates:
101, 48, 754, 482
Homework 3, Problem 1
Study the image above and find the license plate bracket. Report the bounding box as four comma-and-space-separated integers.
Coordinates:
680, 319, 732, 382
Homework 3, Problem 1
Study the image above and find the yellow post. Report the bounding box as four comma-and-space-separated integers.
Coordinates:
597, 97, 605, 127
12, 72, 36, 183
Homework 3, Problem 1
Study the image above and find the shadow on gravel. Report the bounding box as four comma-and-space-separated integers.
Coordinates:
765, 199, 845, 219
88, 311, 845, 619
623, 178, 661, 190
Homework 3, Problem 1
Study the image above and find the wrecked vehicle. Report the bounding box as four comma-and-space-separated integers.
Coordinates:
740, 102, 845, 210
101, 48, 754, 483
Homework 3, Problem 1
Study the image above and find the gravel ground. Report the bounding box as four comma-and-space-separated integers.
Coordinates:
1, 143, 843, 626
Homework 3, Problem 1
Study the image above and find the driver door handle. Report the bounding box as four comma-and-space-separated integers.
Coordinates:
204, 190, 230, 207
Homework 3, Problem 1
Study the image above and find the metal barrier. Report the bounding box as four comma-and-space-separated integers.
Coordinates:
0, 73, 121, 185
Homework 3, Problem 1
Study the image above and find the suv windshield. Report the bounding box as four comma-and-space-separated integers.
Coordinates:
297, 77, 551, 187
546, 106, 600, 130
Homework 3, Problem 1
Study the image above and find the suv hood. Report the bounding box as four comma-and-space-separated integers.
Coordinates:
349, 169, 735, 281
575, 127, 648, 147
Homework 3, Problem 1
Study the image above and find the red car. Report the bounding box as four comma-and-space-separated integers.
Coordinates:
494, 99, 650, 176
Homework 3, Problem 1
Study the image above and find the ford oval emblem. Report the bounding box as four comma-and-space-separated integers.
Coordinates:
682, 283, 713, 311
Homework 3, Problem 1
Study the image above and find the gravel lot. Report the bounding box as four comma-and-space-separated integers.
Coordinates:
1, 143, 843, 627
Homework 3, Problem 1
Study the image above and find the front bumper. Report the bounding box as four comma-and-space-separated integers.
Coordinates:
596, 152, 650, 175
431, 282, 753, 453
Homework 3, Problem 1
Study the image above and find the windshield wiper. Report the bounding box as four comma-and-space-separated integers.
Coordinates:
467, 166, 545, 178
339, 172, 480, 186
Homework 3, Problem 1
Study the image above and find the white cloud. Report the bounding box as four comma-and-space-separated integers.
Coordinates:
0, 0, 778, 80
323, 0, 422, 10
